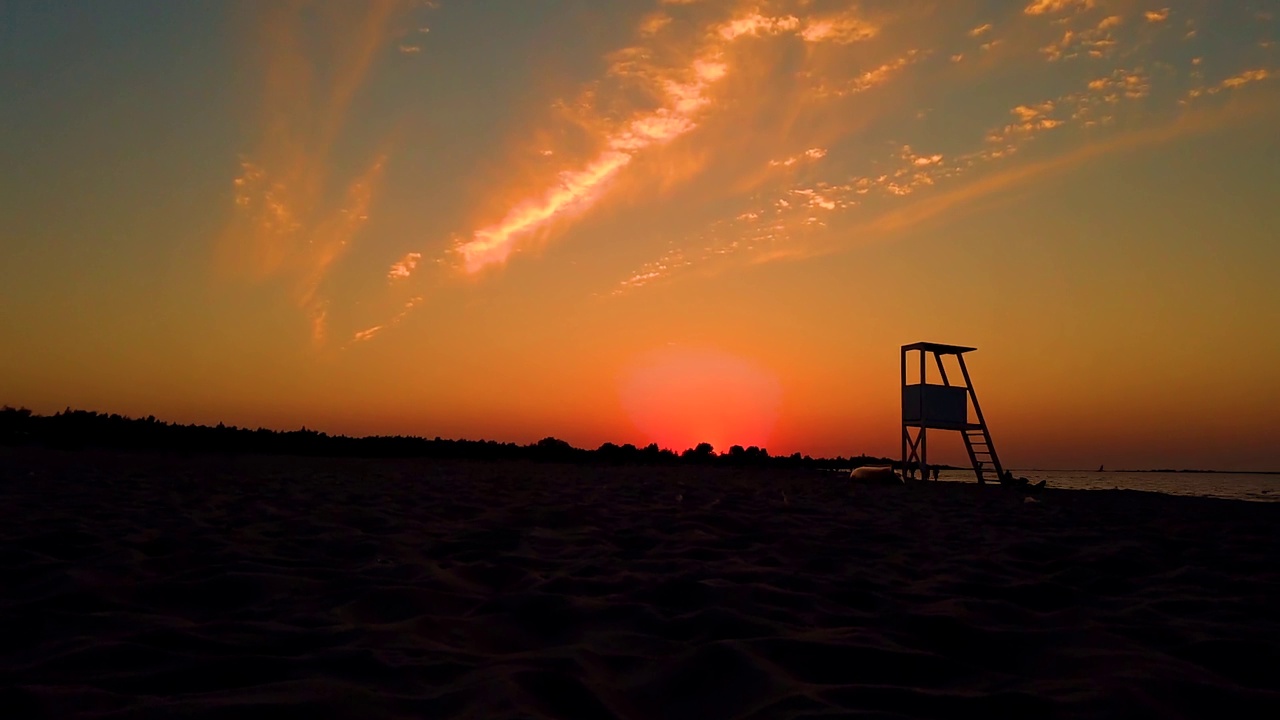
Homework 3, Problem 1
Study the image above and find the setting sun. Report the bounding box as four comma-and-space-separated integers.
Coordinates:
620, 346, 783, 451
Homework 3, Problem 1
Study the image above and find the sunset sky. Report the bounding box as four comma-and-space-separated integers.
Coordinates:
2, 0, 1278, 470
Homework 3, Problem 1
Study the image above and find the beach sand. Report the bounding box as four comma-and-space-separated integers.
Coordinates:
2, 447, 1278, 719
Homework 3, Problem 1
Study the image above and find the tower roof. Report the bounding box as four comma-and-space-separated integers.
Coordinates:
901, 341, 977, 354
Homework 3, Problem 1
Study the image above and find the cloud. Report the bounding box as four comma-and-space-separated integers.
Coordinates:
388, 252, 422, 280
720, 13, 800, 40
1024, 0, 1095, 15
616, 246, 692, 293
711, 9, 880, 45
292, 0, 1278, 317
216, 1, 404, 345
458, 150, 635, 272
1086, 68, 1151, 100
612, 30, 1266, 294
836, 51, 921, 96
1012, 102, 1055, 122
769, 147, 827, 167
987, 101, 1064, 143
852, 95, 1274, 241
1145, 9, 1170, 24
800, 12, 879, 44
703, 91, 1276, 274
454, 11, 760, 273
1041, 15, 1122, 61
346, 295, 423, 346
1221, 68, 1272, 88
453, 59, 743, 273
1187, 68, 1275, 99
640, 13, 672, 35
454, 6, 886, 274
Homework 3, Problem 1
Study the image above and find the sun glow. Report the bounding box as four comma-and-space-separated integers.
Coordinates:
619, 347, 783, 452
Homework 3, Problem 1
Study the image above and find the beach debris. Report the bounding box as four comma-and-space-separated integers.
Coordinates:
999, 472, 1047, 493
1024, 496, 1040, 504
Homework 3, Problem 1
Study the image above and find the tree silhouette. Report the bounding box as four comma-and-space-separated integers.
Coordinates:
0, 406, 895, 471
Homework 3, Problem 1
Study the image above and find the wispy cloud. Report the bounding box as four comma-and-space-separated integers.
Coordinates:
817, 50, 922, 98
1041, 15, 1123, 61
841, 94, 1276, 241
454, 54, 725, 271
348, 295, 423, 346
1186, 68, 1275, 99
388, 252, 422, 280
278, 0, 1280, 333
769, 147, 827, 167
216, 1, 407, 345
452, 6, 884, 274
610, 6, 1276, 295
1024, 0, 1095, 16
799, 10, 879, 44
1221, 68, 1273, 88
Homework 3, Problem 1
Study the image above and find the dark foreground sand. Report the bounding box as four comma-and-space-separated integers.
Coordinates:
2, 448, 1278, 719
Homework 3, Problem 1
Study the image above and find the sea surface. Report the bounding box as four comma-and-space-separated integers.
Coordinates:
931, 468, 1280, 502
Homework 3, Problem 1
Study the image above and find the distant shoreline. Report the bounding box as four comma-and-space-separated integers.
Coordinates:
1112, 469, 1280, 476
1021, 468, 1280, 476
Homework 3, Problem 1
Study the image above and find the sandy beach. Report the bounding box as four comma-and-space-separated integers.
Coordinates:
2, 447, 1278, 719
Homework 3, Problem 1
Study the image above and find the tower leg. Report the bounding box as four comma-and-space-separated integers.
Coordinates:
900, 345, 907, 475
918, 349, 927, 480
920, 427, 927, 481
903, 427, 923, 479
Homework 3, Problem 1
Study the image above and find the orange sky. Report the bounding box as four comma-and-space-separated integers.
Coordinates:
2, 0, 1279, 469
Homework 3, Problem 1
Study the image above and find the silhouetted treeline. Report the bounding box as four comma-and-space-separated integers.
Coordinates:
0, 407, 892, 470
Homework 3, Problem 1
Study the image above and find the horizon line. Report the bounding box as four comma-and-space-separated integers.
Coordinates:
4, 404, 1276, 475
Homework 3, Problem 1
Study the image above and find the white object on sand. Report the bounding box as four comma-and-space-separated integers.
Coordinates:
849, 466, 903, 485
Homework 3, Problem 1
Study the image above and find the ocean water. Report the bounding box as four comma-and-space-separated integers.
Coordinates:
931, 468, 1280, 503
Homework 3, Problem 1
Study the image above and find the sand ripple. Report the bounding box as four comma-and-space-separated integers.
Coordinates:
2, 449, 1279, 718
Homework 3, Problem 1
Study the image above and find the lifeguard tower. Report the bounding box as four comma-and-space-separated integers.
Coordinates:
901, 342, 1004, 483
